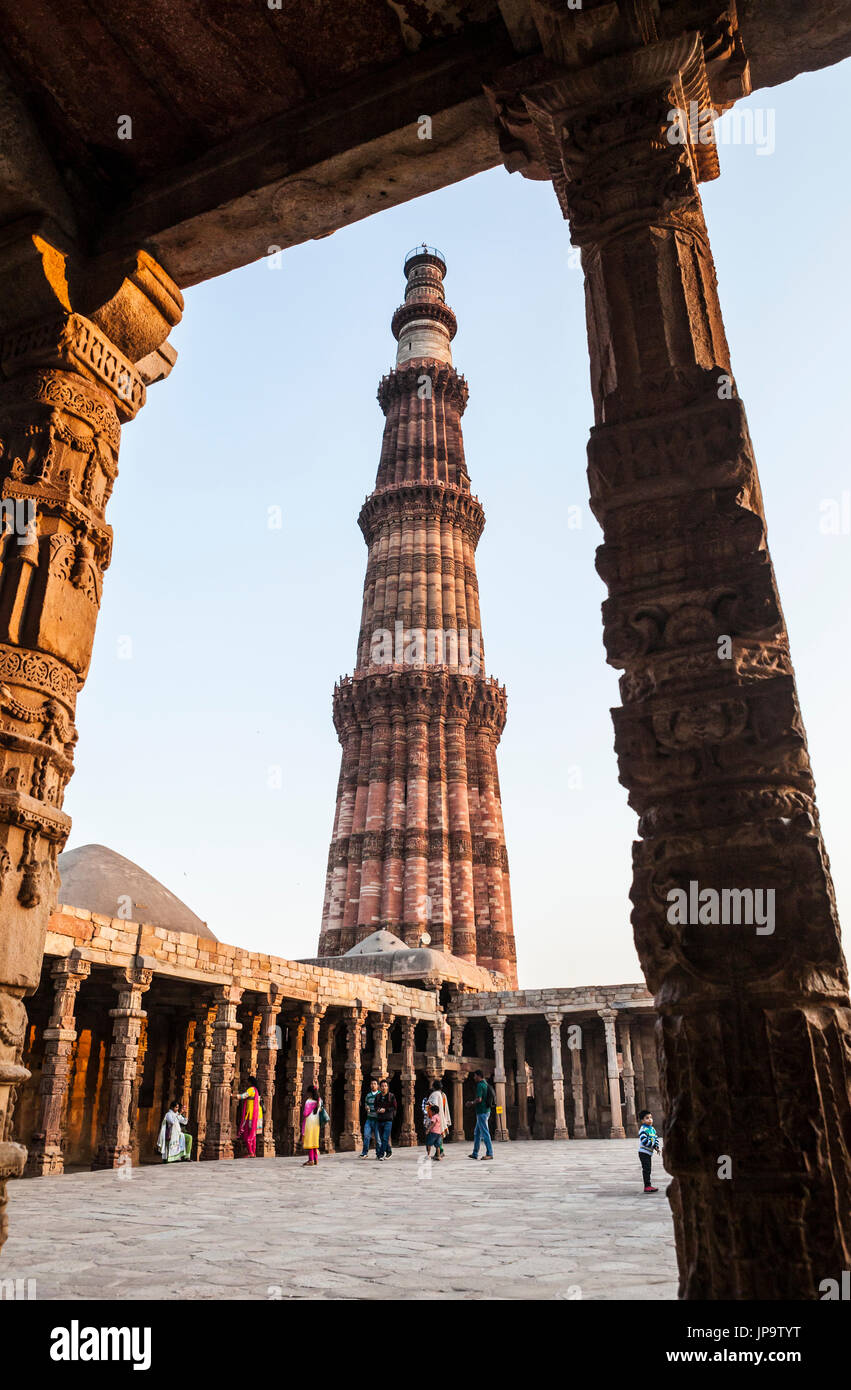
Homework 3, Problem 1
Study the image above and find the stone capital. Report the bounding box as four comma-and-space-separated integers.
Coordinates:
50, 955, 90, 985
486, 17, 752, 238
0, 222, 182, 380
212, 983, 243, 1007
113, 964, 153, 995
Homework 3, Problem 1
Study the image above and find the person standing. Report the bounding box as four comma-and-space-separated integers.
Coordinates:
374, 1078, 397, 1161
157, 1100, 191, 1163
301, 1084, 323, 1168
428, 1079, 451, 1156
236, 1076, 263, 1157
425, 1104, 444, 1161
361, 1077, 381, 1158
638, 1109, 661, 1193
466, 1069, 494, 1160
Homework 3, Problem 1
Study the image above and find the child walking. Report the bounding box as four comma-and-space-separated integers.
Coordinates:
638, 1108, 660, 1193
425, 1103, 444, 1161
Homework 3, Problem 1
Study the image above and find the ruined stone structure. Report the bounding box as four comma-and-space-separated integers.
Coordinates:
0, 1, 849, 1300
319, 250, 515, 983
13, 896, 657, 1172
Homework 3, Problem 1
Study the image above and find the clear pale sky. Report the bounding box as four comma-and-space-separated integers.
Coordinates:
62, 61, 851, 989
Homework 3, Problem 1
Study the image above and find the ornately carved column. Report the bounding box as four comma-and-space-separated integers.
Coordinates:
302, 1002, 325, 1094
201, 984, 243, 1160
617, 1016, 639, 1138
189, 1002, 216, 1155
512, 1020, 530, 1139
583, 1026, 600, 1136
489, 17, 851, 1296
339, 1006, 365, 1152
631, 1019, 647, 1113
399, 1015, 417, 1147
92, 964, 152, 1169
371, 1009, 392, 1080
599, 1009, 626, 1140
256, 988, 282, 1158
569, 1040, 586, 1139
179, 1017, 196, 1120
487, 1014, 508, 1140
26, 955, 90, 1174
283, 1012, 306, 1156
0, 230, 181, 1243
448, 1012, 465, 1143
545, 1011, 569, 1140
319, 1016, 337, 1153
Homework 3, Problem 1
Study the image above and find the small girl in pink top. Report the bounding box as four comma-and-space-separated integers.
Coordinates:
425, 1104, 443, 1161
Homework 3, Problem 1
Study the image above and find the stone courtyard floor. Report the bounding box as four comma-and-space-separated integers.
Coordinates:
4, 1139, 678, 1300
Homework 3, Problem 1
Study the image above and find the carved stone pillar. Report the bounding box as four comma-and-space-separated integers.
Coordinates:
319, 1016, 337, 1154
26, 955, 90, 1174
598, 1009, 626, 1140
201, 984, 243, 1161
512, 1020, 530, 1139
189, 1002, 216, 1156
631, 1018, 647, 1112
242, 1010, 262, 1082
0, 232, 181, 1247
92, 964, 152, 1169
487, 1014, 508, 1140
128, 1014, 149, 1160
399, 1015, 417, 1147
282, 1012, 306, 1156
426, 1009, 447, 1086
256, 989, 282, 1158
567, 1038, 586, 1139
582, 1025, 600, 1136
371, 1009, 392, 1081
339, 1006, 365, 1152
179, 1017, 196, 1120
302, 1003, 325, 1094
490, 18, 851, 1295
448, 1013, 465, 1143
545, 1011, 569, 1140
617, 1016, 639, 1137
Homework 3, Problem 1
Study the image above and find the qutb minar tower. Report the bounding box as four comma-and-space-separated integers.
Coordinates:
318, 247, 517, 985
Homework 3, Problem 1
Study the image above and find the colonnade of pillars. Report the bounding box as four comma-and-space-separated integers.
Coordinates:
19, 962, 452, 1170
19, 959, 659, 1172
449, 1008, 659, 1143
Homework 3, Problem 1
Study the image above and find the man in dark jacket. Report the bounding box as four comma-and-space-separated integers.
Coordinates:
361, 1077, 381, 1158
374, 1078, 397, 1161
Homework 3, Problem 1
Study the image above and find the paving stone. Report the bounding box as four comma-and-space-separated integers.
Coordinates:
5, 1140, 678, 1300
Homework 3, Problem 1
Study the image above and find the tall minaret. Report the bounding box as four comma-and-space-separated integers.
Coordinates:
318, 247, 516, 985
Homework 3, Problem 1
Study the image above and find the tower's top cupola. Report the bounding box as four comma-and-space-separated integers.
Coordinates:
392, 244, 457, 368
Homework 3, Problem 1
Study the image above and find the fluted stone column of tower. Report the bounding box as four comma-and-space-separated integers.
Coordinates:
319, 249, 516, 985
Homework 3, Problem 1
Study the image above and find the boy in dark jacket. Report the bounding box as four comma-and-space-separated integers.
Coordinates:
638, 1109, 661, 1193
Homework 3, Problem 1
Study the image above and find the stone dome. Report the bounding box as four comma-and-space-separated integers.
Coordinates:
57, 843, 217, 940
343, 929, 408, 956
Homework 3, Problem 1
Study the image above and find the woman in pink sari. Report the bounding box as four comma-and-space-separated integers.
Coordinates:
237, 1076, 263, 1157
301, 1084, 323, 1167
